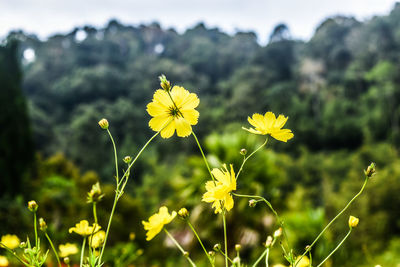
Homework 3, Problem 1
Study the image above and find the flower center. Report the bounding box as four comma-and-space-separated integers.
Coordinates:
168, 106, 181, 117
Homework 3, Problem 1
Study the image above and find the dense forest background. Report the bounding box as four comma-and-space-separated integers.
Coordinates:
1, 3, 400, 267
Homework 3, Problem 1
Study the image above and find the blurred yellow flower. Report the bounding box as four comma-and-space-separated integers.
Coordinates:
272, 265, 286, 267
0, 235, 20, 249
243, 111, 294, 142
142, 206, 177, 241
89, 230, 106, 248
58, 243, 78, 258
69, 220, 101, 237
202, 164, 237, 214
147, 86, 200, 138
295, 255, 310, 267
349, 215, 359, 228
0, 255, 8, 266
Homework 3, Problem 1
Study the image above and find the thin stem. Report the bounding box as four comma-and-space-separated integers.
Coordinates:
33, 212, 38, 248
186, 220, 214, 266
164, 229, 197, 267
236, 137, 268, 180
252, 248, 269, 267
93, 202, 98, 224
295, 177, 369, 267
316, 229, 352, 267
215, 249, 235, 264
0, 243, 29, 266
265, 248, 270, 267
192, 132, 215, 183
45, 232, 61, 267
222, 210, 228, 267
107, 129, 119, 183
80, 237, 86, 267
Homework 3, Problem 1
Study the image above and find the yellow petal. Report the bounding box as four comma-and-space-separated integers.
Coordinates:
271, 129, 294, 142
175, 117, 192, 137
149, 115, 170, 132
160, 121, 176, 138
263, 111, 276, 130
180, 93, 200, 110
147, 102, 168, 117
248, 114, 264, 129
181, 109, 199, 125
242, 126, 262, 135
224, 194, 234, 212
153, 89, 173, 107
274, 115, 288, 129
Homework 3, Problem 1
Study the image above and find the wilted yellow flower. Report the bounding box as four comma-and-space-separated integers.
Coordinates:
69, 220, 101, 236
202, 164, 237, 214
87, 182, 104, 203
243, 111, 294, 142
0, 256, 8, 267
142, 206, 177, 241
89, 230, 106, 248
0, 235, 20, 249
295, 255, 310, 267
98, 118, 109, 129
147, 86, 200, 138
59, 243, 79, 258
27, 200, 38, 212
349, 215, 359, 228
178, 208, 189, 219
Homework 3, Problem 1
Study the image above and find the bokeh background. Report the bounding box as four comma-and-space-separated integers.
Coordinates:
1, 0, 400, 266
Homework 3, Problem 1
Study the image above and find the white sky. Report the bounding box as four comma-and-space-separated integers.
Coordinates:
0, 0, 398, 42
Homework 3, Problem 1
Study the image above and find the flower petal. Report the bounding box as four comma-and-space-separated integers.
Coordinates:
175, 117, 192, 137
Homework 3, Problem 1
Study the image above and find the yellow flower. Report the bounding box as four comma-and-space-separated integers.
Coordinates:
202, 164, 237, 214
0, 256, 8, 267
0, 235, 20, 249
349, 215, 359, 228
69, 220, 101, 236
243, 111, 294, 142
58, 243, 78, 258
142, 206, 177, 241
295, 256, 310, 267
89, 230, 106, 248
272, 265, 286, 267
147, 86, 200, 138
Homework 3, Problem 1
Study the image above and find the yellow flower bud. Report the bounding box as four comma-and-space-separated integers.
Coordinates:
235, 244, 241, 251
213, 244, 221, 251
159, 74, 171, 91
28, 200, 38, 212
265, 236, 273, 247
98, 118, 109, 129
349, 215, 359, 228
249, 199, 257, 207
123, 156, 132, 164
87, 182, 104, 203
240, 148, 247, 156
364, 162, 376, 178
39, 218, 47, 231
274, 227, 283, 238
178, 208, 189, 219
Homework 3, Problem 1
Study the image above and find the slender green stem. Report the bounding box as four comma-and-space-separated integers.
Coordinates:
107, 129, 119, 183
252, 248, 269, 267
97, 131, 160, 266
222, 210, 228, 267
316, 229, 352, 267
186, 220, 214, 266
33, 212, 38, 248
215, 248, 235, 264
192, 132, 215, 183
45, 232, 61, 267
265, 248, 270, 267
164, 229, 197, 267
93, 202, 98, 224
295, 177, 369, 267
236, 137, 268, 180
80, 237, 86, 267
0, 243, 29, 266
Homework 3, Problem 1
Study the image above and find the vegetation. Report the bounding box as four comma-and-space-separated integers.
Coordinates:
1, 3, 400, 266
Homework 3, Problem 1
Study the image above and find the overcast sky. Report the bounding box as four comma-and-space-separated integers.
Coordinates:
0, 0, 398, 42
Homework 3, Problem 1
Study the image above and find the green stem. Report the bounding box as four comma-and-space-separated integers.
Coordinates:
33, 212, 38, 248
0, 243, 29, 266
216, 248, 235, 264
97, 132, 160, 266
164, 229, 197, 267
295, 176, 369, 267
316, 229, 352, 267
222, 210, 228, 267
192, 132, 215, 183
236, 137, 268, 180
93, 202, 98, 224
80, 237, 86, 267
252, 248, 269, 267
265, 247, 270, 267
107, 129, 119, 183
45, 232, 61, 267
186, 220, 214, 266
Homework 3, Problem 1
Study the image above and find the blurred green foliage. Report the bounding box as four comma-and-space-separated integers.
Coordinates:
2, 4, 400, 266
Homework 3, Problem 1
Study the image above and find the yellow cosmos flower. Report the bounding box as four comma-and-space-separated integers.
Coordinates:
243, 111, 294, 142
142, 206, 177, 241
0, 256, 8, 267
202, 164, 237, 214
69, 220, 101, 237
349, 215, 359, 228
295, 256, 310, 267
0, 235, 20, 249
147, 86, 200, 138
58, 243, 79, 258
89, 230, 106, 248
